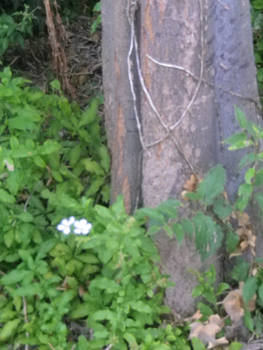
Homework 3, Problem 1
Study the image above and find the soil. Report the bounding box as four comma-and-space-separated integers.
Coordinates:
3, 15, 102, 109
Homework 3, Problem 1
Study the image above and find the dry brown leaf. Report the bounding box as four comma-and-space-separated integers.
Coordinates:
236, 211, 250, 227
230, 220, 256, 256
185, 309, 202, 322
223, 288, 244, 323
189, 314, 228, 349
183, 174, 199, 192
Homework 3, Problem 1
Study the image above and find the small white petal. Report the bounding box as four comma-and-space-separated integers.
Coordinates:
57, 224, 65, 232
79, 219, 88, 226
74, 228, 82, 234
82, 223, 92, 234
63, 227, 71, 235
68, 216, 75, 225
61, 218, 69, 226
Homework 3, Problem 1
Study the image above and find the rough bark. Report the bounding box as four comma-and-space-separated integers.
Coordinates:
101, 0, 260, 318
101, 0, 142, 213
140, 0, 260, 317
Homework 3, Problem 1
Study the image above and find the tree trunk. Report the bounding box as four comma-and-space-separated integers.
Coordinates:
101, 0, 260, 318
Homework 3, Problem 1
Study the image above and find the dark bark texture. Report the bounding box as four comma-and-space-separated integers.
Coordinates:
101, 0, 260, 318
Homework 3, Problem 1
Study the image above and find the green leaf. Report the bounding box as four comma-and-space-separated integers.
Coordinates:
193, 212, 223, 260
197, 165, 226, 205
256, 193, 263, 212
173, 223, 184, 243
82, 158, 104, 175
77, 254, 99, 264
79, 98, 99, 127
197, 302, 213, 318
225, 132, 253, 150
213, 198, 232, 220
258, 284, 263, 304
0, 188, 15, 204
236, 183, 253, 211
16, 212, 33, 222
245, 168, 255, 184
226, 231, 240, 253
1, 270, 33, 285
239, 152, 256, 168
77, 335, 89, 350
0, 319, 20, 342
229, 342, 243, 350
70, 304, 90, 319
254, 169, 263, 186
129, 301, 152, 313
38, 140, 61, 155
69, 144, 82, 167
99, 145, 110, 172
192, 285, 204, 298
191, 337, 206, 350
243, 276, 258, 304
235, 107, 249, 129
13, 283, 42, 297
231, 260, 250, 282
244, 310, 254, 332
216, 282, 230, 296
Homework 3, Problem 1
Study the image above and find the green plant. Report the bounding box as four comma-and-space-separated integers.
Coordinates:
0, 5, 36, 59
91, 1, 101, 34
251, 0, 263, 103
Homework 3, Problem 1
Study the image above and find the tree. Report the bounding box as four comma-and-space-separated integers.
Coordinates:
101, 0, 261, 317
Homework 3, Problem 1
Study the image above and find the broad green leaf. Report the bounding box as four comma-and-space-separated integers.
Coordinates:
197, 302, 213, 318
239, 152, 256, 168
69, 144, 82, 167
99, 145, 110, 172
258, 284, 263, 304
197, 165, 226, 205
235, 107, 249, 129
156, 199, 181, 218
256, 193, 263, 212
13, 284, 42, 297
77, 254, 99, 264
192, 285, 204, 298
173, 223, 184, 243
213, 198, 232, 220
129, 301, 152, 313
243, 276, 258, 304
79, 99, 99, 127
0, 319, 20, 342
216, 282, 230, 296
244, 310, 254, 332
33, 155, 46, 168
38, 140, 61, 155
226, 231, 240, 253
231, 260, 250, 282
245, 168, 255, 184
4, 230, 14, 248
16, 212, 33, 222
254, 169, 263, 186
93, 309, 114, 321
236, 183, 253, 211
0, 188, 15, 204
225, 132, 253, 150
70, 304, 90, 319
9, 136, 19, 149
82, 158, 104, 175
193, 212, 223, 260
229, 342, 243, 350
191, 337, 206, 350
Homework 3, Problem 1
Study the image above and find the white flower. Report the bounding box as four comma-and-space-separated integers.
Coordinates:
57, 216, 76, 235
74, 219, 92, 235
57, 216, 92, 236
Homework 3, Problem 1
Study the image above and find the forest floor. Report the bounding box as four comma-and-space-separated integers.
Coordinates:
3, 14, 102, 109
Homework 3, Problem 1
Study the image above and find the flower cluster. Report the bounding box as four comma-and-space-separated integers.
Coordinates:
57, 216, 92, 235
